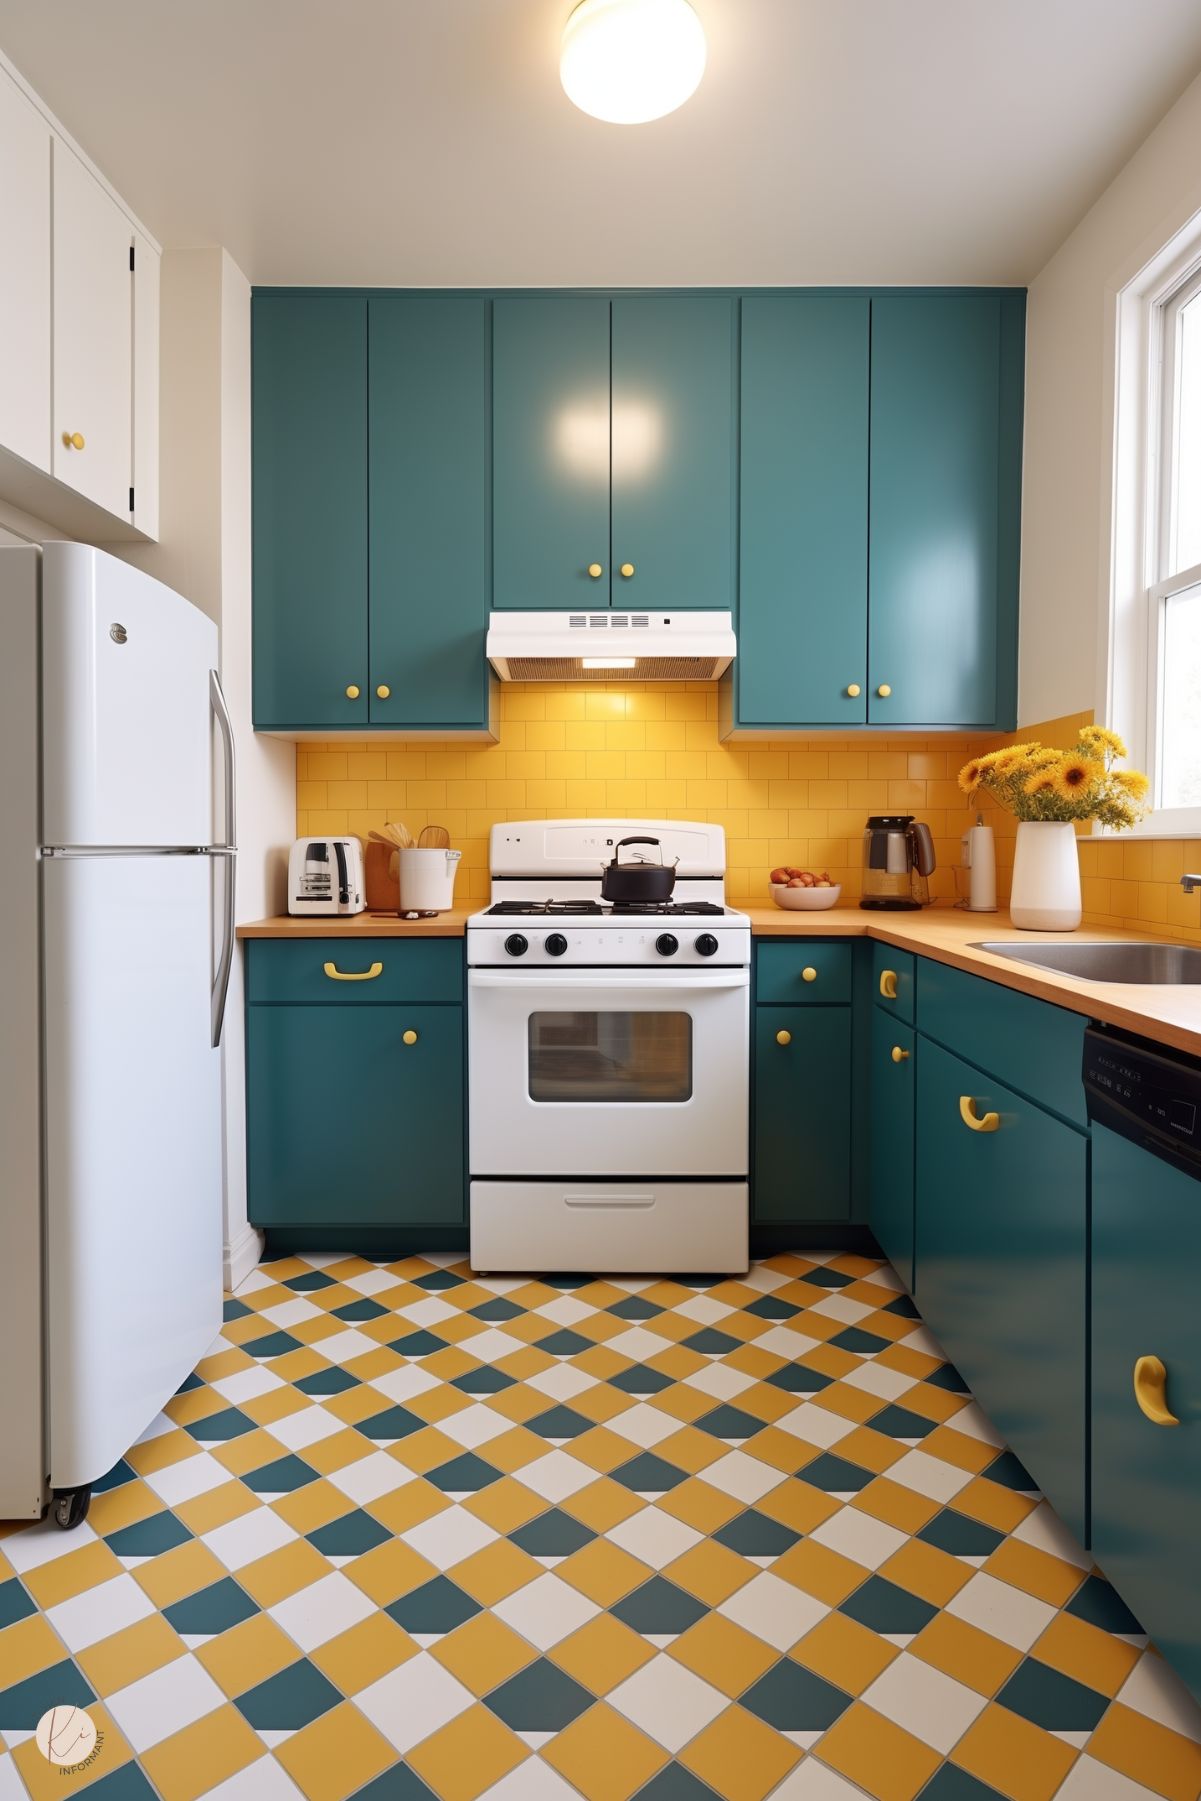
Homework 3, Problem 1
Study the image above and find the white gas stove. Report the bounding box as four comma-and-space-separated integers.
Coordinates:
467, 821, 750, 1276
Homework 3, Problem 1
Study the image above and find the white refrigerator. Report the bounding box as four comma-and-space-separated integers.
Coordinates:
0, 542, 235, 1527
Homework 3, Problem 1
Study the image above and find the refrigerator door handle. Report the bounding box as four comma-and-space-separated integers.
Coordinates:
209, 670, 237, 1048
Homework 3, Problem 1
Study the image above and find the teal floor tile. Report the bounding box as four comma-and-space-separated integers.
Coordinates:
386, 1576, 481, 1636
104, 1511, 192, 1558
996, 1658, 1109, 1732
611, 1578, 708, 1636
484, 1657, 593, 1730
510, 1510, 597, 1557
242, 1454, 319, 1494
0, 1657, 95, 1729
740, 1659, 853, 1731
164, 1577, 257, 1637
839, 1575, 938, 1636
0, 1578, 35, 1631
234, 1658, 341, 1729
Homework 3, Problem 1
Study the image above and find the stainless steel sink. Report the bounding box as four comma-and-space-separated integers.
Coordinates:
972, 941, 1201, 984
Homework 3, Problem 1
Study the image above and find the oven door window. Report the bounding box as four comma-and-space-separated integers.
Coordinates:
528, 1011, 693, 1103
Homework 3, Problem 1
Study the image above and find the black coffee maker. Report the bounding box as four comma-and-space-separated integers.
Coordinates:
860, 815, 936, 910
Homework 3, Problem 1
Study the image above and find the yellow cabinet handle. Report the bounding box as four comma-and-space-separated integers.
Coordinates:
877, 683, 892, 698
588, 563, 603, 578
1133, 1354, 1180, 1426
62, 430, 85, 451
959, 1095, 1000, 1133
403, 1029, 418, 1046
891, 1045, 910, 1064
847, 683, 861, 698
776, 1029, 792, 1046
620, 562, 635, 578
376, 684, 391, 700
323, 961, 383, 982
879, 969, 898, 1000
345, 684, 361, 700
801, 966, 817, 983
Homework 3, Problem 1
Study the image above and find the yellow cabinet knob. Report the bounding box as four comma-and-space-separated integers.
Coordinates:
776, 1029, 792, 1046
847, 683, 861, 698
959, 1094, 1000, 1133
588, 563, 603, 579
402, 1029, 418, 1046
345, 684, 361, 700
802, 966, 817, 983
1133, 1354, 1180, 1426
891, 1045, 910, 1063
62, 431, 85, 450
620, 563, 635, 578
376, 684, 391, 700
879, 969, 898, 1000
877, 683, 892, 698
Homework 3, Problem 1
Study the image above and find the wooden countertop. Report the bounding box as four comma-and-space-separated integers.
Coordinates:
238, 904, 1201, 1057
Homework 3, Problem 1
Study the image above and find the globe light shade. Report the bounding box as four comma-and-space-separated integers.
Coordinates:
561, 0, 707, 125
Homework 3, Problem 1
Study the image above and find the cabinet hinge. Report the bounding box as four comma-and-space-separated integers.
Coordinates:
129, 245, 135, 272
129, 486, 135, 514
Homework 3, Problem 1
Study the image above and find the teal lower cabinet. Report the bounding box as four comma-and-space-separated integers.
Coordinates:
753, 1002, 852, 1227
914, 1034, 1087, 1543
1092, 1122, 1201, 1695
246, 943, 464, 1235
868, 1009, 914, 1290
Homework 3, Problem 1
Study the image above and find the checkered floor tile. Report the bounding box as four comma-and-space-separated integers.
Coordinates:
2, 1251, 1200, 1801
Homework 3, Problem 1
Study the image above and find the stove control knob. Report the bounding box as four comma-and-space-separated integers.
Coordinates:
695, 933, 720, 957
545, 933, 569, 957
655, 933, 679, 957
504, 933, 529, 958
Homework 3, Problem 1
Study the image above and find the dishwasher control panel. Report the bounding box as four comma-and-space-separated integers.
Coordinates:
1084, 1025, 1201, 1169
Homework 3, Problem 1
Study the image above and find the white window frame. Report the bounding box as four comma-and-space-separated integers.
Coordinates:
1106, 214, 1201, 837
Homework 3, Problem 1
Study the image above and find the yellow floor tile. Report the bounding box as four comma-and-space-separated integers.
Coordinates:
171, 1481, 259, 1537
1087, 1701, 1201, 1801
480, 1425, 552, 1474
195, 1613, 300, 1697
557, 1539, 652, 1607
756, 1478, 841, 1535
237, 1539, 332, 1607
909, 1611, 1022, 1697
655, 1478, 745, 1534
124, 1430, 203, 1478
561, 1477, 647, 1532
953, 1475, 1038, 1534
240, 1387, 311, 1428
344, 1538, 438, 1607
451, 1539, 544, 1605
84, 1481, 162, 1539
131, 1539, 227, 1609
664, 1540, 756, 1607
741, 1426, 819, 1476
270, 1478, 358, 1536
210, 1428, 287, 1476
407, 1702, 529, 1801
11, 1704, 132, 1801
431, 1612, 538, 1696
310, 1611, 418, 1694
550, 1614, 656, 1695
78, 1614, 187, 1696
678, 1703, 803, 1801
835, 1426, 907, 1475
275, 1701, 396, 1801
141, 1704, 265, 1801
792, 1611, 900, 1694
879, 1537, 974, 1607
773, 1539, 867, 1605
22, 1540, 123, 1608
0, 1614, 65, 1684
813, 1383, 890, 1425
388, 1426, 461, 1475
1030, 1609, 1141, 1698
950, 1702, 1077, 1801
542, 1701, 668, 1801
462, 1478, 546, 1534
667, 1614, 778, 1697
814, 1702, 942, 1801
983, 1537, 1088, 1607
365, 1477, 450, 1535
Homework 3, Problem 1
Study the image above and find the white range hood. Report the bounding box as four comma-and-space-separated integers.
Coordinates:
486, 610, 736, 682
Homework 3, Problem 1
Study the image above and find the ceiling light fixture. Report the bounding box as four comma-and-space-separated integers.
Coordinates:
561, 0, 707, 125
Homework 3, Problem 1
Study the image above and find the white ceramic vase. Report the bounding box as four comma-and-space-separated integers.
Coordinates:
1009, 820, 1082, 931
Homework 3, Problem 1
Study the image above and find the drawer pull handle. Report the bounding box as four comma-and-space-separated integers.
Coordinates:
846, 683, 861, 698
877, 683, 892, 698
879, 968, 898, 999
588, 562, 603, 578
891, 1045, 909, 1064
345, 684, 361, 700
1134, 1354, 1179, 1426
959, 1094, 999, 1133
62, 430, 86, 451
801, 966, 817, 983
323, 960, 383, 982
776, 1029, 792, 1047
402, 1029, 418, 1046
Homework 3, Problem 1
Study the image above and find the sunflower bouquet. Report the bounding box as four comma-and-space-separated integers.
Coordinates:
958, 727, 1150, 829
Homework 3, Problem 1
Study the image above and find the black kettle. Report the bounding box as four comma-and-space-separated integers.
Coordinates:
600, 837, 679, 905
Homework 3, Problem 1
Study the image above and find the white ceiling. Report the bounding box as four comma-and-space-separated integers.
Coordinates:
5, 0, 1201, 287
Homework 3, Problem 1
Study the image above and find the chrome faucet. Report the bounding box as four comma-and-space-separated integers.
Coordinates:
1181, 874, 1201, 894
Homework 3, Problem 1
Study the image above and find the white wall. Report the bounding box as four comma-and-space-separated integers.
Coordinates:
1019, 64, 1201, 726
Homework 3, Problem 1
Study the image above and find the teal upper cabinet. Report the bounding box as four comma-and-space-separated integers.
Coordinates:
493, 296, 612, 609
610, 296, 736, 613
738, 296, 870, 726
492, 294, 735, 612
252, 295, 368, 730
868, 293, 1023, 729
368, 297, 491, 727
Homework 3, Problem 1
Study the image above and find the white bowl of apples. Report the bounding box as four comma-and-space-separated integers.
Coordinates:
770, 867, 842, 909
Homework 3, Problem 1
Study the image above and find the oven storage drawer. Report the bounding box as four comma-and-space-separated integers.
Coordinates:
470, 1182, 748, 1273
247, 938, 462, 1006
756, 940, 853, 1004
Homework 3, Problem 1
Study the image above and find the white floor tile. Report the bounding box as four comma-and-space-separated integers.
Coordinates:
46, 1572, 156, 1651
267, 1571, 375, 1651
401, 1506, 498, 1572
810, 1510, 908, 1571
0, 1758, 29, 1801
399, 1297, 459, 1327
717, 1571, 829, 1651
946, 1570, 1057, 1650
326, 1452, 413, 1505
775, 1403, 856, 1449
605, 1327, 676, 1362
524, 1364, 600, 1401
203, 1506, 299, 1572
702, 1450, 785, 1505
355, 1652, 474, 1752
479, 1757, 578, 1799
885, 1448, 974, 1502
681, 1363, 757, 1400
1, 1518, 99, 1574
532, 1297, 595, 1328
672, 1295, 735, 1326
311, 1328, 381, 1366
1116, 1651, 1201, 1741
840, 1363, 919, 1402
739, 1266, 791, 1292
107, 1657, 225, 1752
210, 1366, 286, 1404
142, 1450, 232, 1507
861, 1651, 988, 1753
806, 1295, 875, 1325
1010, 1499, 1091, 1570
746, 1327, 822, 1360
518, 1451, 596, 1503
606, 1508, 702, 1570
369, 1365, 441, 1405
1054, 1754, 1165, 1800
493, 1573, 600, 1650
257, 1298, 325, 1329
341, 1269, 404, 1296
266, 1407, 347, 1453
459, 1328, 526, 1364
436, 1403, 512, 1449
608, 1653, 726, 1751
607, 1402, 681, 1449
940, 1401, 1004, 1446
770, 1759, 869, 1798
204, 1755, 305, 1797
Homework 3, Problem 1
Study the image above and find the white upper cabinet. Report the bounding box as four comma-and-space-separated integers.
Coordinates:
0, 72, 51, 472
0, 59, 159, 540
52, 142, 133, 520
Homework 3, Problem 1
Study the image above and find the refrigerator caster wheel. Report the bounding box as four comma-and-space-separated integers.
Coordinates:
52, 1487, 91, 1530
